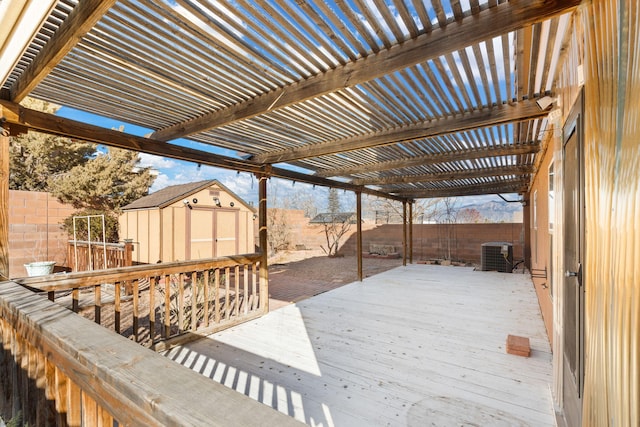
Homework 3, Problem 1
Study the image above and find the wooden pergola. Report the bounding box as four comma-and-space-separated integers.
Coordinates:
0, 0, 580, 279
4, 2, 640, 426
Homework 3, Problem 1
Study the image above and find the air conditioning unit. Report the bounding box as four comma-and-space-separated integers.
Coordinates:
481, 242, 513, 273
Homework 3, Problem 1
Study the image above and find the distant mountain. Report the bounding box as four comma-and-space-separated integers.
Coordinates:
460, 199, 523, 223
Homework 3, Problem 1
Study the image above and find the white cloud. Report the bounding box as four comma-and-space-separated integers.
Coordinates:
138, 153, 179, 170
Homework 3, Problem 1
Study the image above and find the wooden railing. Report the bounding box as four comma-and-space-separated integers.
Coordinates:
0, 280, 301, 426
15, 254, 267, 350
68, 240, 134, 272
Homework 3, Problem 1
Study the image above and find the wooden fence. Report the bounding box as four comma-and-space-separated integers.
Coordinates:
0, 279, 300, 426
67, 240, 133, 272
15, 254, 267, 350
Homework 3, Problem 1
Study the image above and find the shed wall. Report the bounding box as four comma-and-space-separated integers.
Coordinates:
119, 185, 255, 264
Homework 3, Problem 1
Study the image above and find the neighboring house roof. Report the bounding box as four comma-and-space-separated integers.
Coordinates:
122, 180, 255, 211
310, 212, 356, 224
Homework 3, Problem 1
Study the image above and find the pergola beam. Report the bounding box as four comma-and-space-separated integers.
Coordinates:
150, 0, 580, 141
393, 180, 529, 199
316, 143, 540, 178
252, 100, 547, 164
353, 165, 534, 186
0, 100, 405, 202
8, 0, 118, 102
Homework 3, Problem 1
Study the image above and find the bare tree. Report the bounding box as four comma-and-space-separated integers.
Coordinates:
267, 208, 291, 254
457, 207, 483, 223
318, 213, 353, 257
436, 197, 459, 260
366, 197, 442, 224
266, 183, 292, 254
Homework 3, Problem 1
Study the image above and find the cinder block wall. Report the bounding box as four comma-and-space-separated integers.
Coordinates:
8, 190, 75, 278
272, 209, 524, 264
338, 223, 524, 263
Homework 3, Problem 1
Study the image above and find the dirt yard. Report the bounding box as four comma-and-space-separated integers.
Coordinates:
267, 249, 403, 310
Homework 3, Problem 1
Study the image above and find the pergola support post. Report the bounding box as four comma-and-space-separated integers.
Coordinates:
356, 191, 363, 281
523, 192, 532, 270
0, 127, 9, 280
402, 200, 407, 266
409, 201, 413, 264
258, 174, 269, 314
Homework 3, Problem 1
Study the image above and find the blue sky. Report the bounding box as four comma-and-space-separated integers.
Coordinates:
48, 0, 526, 212
55, 106, 518, 212
56, 106, 269, 203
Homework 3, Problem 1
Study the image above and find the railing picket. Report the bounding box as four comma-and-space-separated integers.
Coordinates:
44, 360, 56, 401
81, 391, 98, 425
191, 271, 198, 331
243, 264, 249, 315
164, 274, 171, 338
54, 367, 69, 423
234, 265, 240, 317
252, 262, 258, 310
98, 405, 113, 427
67, 379, 81, 426
224, 267, 230, 320
214, 269, 221, 324
72, 287, 79, 312
27, 342, 38, 379
94, 284, 101, 325
204, 269, 210, 327
35, 349, 45, 389
149, 276, 156, 345
115, 281, 121, 334
178, 273, 185, 333
133, 279, 139, 342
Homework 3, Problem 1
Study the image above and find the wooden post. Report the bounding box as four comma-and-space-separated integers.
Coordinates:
0, 127, 9, 280
409, 201, 413, 264
523, 192, 531, 270
123, 240, 133, 267
258, 174, 269, 314
356, 191, 363, 281
402, 200, 407, 266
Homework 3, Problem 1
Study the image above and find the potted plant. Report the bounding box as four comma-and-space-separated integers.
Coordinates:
24, 241, 56, 277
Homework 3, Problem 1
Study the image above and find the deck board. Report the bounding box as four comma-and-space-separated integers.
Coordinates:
165, 265, 554, 426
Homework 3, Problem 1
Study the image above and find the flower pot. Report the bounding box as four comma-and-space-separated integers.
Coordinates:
24, 261, 56, 277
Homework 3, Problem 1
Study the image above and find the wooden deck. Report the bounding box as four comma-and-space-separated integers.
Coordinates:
165, 265, 554, 426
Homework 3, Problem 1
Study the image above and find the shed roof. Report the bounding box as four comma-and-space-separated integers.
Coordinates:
0, 0, 581, 201
122, 179, 253, 211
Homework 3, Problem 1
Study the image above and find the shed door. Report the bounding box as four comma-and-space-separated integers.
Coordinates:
189, 209, 214, 260
215, 210, 238, 256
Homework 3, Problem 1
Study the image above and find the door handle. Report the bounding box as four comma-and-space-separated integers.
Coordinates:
565, 263, 583, 286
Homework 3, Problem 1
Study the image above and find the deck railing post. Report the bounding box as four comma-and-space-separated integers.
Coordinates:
123, 240, 133, 267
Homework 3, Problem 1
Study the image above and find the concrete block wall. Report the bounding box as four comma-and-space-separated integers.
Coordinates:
8, 190, 75, 278
270, 209, 524, 264
339, 223, 524, 263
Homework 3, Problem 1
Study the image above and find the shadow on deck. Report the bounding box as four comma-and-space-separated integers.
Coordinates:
165, 265, 554, 426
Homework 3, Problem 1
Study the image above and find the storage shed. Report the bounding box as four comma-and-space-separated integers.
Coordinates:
119, 180, 256, 264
